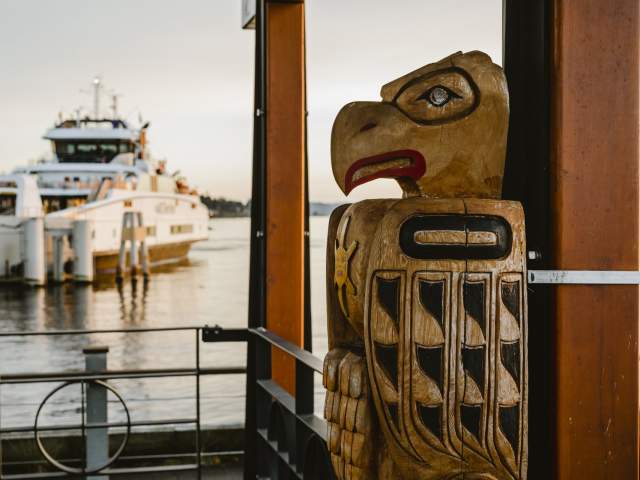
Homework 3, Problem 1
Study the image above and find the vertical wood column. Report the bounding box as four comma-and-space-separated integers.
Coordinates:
266, 0, 306, 394
552, 1, 639, 478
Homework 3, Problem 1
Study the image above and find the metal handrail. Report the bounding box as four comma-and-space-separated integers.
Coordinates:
0, 325, 248, 479
250, 327, 323, 373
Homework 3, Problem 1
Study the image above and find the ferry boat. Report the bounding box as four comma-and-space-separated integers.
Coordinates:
0, 79, 209, 284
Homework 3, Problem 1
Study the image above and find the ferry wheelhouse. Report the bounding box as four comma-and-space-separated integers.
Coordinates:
0, 88, 209, 284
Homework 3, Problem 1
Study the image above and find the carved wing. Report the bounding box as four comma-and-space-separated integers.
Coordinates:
324, 205, 377, 480
363, 198, 528, 480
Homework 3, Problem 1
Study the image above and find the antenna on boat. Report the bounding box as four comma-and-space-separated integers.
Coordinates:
92, 76, 102, 119
110, 93, 121, 119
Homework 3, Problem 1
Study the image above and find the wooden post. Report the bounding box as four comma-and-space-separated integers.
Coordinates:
265, 0, 306, 395
552, 1, 639, 477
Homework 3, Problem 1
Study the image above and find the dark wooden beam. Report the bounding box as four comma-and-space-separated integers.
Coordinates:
502, 1, 553, 478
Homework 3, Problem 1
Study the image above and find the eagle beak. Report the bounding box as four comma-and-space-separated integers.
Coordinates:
331, 102, 425, 195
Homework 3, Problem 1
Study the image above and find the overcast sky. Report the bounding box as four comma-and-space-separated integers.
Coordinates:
0, 0, 502, 203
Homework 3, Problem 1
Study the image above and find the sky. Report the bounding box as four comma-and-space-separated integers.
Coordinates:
0, 0, 502, 203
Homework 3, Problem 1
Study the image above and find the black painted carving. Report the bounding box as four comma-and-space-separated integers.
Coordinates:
417, 404, 442, 440
392, 67, 481, 126
462, 346, 485, 394
399, 214, 512, 260
419, 280, 444, 330
499, 405, 520, 454
388, 404, 400, 430
416, 345, 443, 391
501, 281, 520, 319
375, 342, 398, 388
501, 341, 520, 385
461, 404, 482, 440
464, 281, 486, 336
377, 277, 400, 325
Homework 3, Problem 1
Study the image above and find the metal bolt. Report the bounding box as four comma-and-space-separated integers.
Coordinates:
256, 230, 264, 238
256, 108, 263, 117
528, 251, 542, 261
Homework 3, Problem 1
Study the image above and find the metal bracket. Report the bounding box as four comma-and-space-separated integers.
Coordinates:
528, 270, 640, 285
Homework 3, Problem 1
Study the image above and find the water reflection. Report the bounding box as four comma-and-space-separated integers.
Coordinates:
0, 217, 329, 429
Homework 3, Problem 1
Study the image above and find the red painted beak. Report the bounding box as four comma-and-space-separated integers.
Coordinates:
344, 149, 426, 194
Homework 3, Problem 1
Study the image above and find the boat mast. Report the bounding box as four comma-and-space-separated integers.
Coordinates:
92, 76, 101, 119
111, 94, 120, 119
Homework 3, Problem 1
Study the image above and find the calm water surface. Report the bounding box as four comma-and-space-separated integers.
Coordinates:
0, 217, 330, 430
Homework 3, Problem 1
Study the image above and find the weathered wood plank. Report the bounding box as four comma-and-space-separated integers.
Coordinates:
552, 1, 639, 477
265, 1, 306, 395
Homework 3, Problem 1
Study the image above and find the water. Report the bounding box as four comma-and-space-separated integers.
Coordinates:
0, 216, 330, 431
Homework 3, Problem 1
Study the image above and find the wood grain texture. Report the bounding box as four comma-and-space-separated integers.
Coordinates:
324, 52, 528, 479
331, 52, 508, 199
552, 1, 639, 478
266, 1, 306, 395
324, 199, 528, 479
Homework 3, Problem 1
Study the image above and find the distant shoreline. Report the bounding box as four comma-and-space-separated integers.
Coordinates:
200, 196, 341, 218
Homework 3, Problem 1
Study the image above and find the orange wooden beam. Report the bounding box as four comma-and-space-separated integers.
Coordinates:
266, 1, 306, 395
552, 0, 639, 477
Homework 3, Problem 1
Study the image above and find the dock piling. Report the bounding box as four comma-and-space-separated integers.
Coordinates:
116, 214, 129, 282
52, 235, 65, 283
23, 217, 45, 286
73, 220, 94, 283
137, 212, 150, 278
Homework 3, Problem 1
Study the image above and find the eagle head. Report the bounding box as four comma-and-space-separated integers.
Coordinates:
331, 51, 509, 199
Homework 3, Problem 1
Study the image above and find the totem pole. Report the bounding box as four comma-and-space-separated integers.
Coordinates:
323, 51, 527, 480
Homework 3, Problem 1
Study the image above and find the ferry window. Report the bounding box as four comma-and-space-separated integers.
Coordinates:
99, 144, 118, 154
77, 143, 98, 154
0, 194, 16, 216
43, 197, 66, 213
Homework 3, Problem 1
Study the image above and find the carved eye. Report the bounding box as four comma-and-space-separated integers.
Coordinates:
393, 69, 478, 125
418, 86, 461, 107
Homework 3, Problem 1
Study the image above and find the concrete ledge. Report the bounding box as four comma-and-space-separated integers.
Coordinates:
1, 426, 244, 476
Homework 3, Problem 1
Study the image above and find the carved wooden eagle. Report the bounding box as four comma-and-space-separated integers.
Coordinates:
324, 51, 528, 480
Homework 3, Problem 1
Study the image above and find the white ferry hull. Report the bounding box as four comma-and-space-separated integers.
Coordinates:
45, 189, 209, 281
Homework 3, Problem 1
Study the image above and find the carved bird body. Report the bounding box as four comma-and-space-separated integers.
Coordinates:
324, 52, 528, 480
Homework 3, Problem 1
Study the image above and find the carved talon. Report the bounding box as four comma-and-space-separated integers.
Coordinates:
324, 348, 375, 479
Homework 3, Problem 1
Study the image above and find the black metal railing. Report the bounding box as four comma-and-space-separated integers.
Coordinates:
238, 328, 334, 480
0, 325, 246, 479
0, 325, 333, 479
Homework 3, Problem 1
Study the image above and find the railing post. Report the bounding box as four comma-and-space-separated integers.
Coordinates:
84, 345, 109, 480
294, 359, 313, 473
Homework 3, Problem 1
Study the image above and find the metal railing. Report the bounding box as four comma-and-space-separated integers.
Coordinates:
0, 325, 247, 479
240, 328, 334, 480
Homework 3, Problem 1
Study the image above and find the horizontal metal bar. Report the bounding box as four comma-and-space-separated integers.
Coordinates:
256, 429, 303, 480
250, 327, 323, 373
0, 366, 245, 384
201, 325, 249, 343
0, 325, 204, 338
1, 418, 197, 434
257, 379, 296, 414
528, 270, 640, 284
1, 464, 200, 479
0, 450, 243, 467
